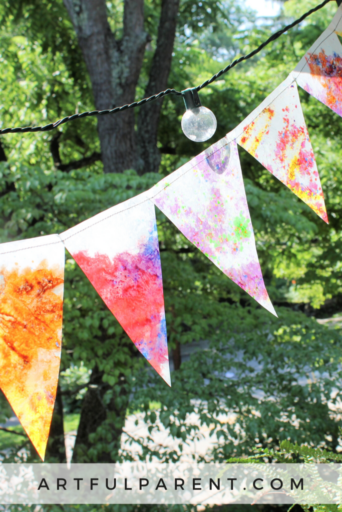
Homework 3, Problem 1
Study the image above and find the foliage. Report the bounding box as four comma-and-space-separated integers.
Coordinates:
60, 364, 91, 414
226, 439, 342, 512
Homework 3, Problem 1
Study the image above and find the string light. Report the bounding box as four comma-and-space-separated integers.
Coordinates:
0, 0, 332, 139
181, 89, 217, 142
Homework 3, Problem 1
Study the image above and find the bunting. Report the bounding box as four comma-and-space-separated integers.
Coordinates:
0, 235, 65, 460
237, 82, 328, 224
3, 5, 342, 460
60, 196, 170, 386
152, 140, 276, 317
294, 5, 342, 118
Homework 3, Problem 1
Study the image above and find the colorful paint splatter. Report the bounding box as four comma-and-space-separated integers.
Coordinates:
295, 33, 342, 118
152, 140, 276, 316
0, 235, 64, 460
61, 200, 170, 386
237, 83, 328, 223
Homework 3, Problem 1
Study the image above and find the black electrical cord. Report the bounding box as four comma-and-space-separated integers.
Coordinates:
0, 0, 333, 136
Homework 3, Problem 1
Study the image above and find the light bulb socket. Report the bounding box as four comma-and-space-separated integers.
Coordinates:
182, 88, 202, 111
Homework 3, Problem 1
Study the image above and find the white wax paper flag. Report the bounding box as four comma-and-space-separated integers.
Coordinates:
60, 196, 170, 386
152, 139, 276, 316
294, 4, 342, 118
237, 82, 328, 223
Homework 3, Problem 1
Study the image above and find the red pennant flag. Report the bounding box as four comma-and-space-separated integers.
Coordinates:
61, 196, 170, 386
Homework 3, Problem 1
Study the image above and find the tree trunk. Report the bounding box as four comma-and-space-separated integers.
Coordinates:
64, 0, 179, 175
137, 0, 180, 174
72, 366, 106, 462
63, 0, 147, 173
172, 340, 181, 371
72, 367, 128, 463
45, 383, 66, 462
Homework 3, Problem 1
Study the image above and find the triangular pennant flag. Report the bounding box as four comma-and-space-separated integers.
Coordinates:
60, 197, 170, 386
0, 235, 65, 460
152, 139, 276, 316
237, 82, 328, 223
294, 5, 342, 118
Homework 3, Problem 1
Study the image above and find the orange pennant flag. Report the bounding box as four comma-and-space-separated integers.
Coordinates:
237, 82, 328, 223
0, 235, 65, 460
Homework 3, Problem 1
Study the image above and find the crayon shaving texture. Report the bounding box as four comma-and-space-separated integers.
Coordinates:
72, 227, 170, 385
153, 140, 276, 316
0, 262, 64, 460
296, 35, 342, 118
238, 83, 328, 223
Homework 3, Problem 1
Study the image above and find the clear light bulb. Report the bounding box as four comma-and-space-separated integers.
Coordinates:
182, 107, 217, 142
181, 89, 217, 142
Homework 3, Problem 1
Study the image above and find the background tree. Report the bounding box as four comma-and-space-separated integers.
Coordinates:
63, 0, 180, 175
0, 5, 342, 511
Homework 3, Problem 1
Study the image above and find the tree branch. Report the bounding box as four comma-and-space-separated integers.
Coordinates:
59, 151, 102, 172
0, 141, 15, 200
50, 131, 101, 172
0, 140, 7, 162
160, 145, 177, 155
0, 427, 26, 438
50, 132, 62, 167
160, 247, 195, 254
137, 0, 180, 174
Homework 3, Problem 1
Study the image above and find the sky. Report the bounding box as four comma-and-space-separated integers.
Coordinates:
245, 0, 281, 17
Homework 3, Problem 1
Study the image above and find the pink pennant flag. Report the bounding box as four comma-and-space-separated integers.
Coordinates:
0, 235, 65, 460
294, 5, 342, 118
237, 82, 328, 224
60, 197, 170, 386
152, 139, 276, 317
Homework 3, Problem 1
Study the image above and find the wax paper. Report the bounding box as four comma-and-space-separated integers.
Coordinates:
237, 82, 328, 223
61, 197, 170, 386
0, 234, 65, 460
294, 5, 342, 119
152, 140, 276, 316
